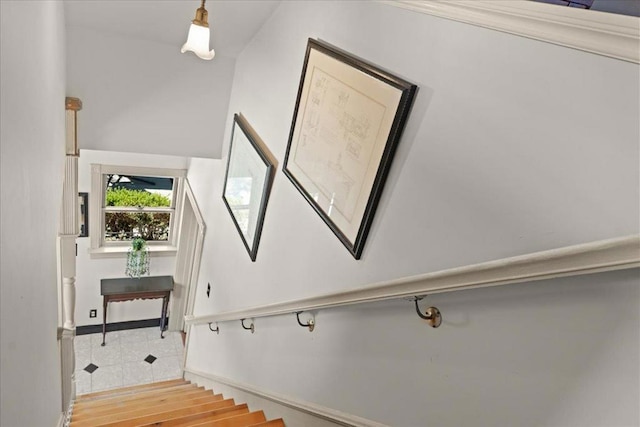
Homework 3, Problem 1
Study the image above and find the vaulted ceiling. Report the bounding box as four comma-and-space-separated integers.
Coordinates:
64, 1, 282, 159
64, 0, 281, 58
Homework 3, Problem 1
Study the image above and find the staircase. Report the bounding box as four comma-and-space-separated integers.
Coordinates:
69, 379, 285, 426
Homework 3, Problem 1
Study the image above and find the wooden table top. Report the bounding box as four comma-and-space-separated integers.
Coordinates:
100, 276, 174, 296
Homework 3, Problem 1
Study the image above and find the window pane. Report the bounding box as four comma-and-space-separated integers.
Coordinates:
105, 175, 174, 207
104, 212, 171, 241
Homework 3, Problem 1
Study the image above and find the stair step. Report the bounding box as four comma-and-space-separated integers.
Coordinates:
72, 390, 221, 419
190, 411, 267, 427
74, 384, 200, 410
140, 404, 250, 427
74, 384, 206, 412
72, 398, 237, 427
76, 379, 188, 401
247, 420, 285, 427
71, 380, 284, 427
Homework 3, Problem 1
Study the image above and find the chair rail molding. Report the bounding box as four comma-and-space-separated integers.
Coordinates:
186, 235, 640, 326
381, 0, 640, 63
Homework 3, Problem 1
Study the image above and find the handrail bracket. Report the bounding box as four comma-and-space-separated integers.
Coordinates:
241, 318, 255, 333
410, 296, 442, 328
295, 311, 315, 332
208, 322, 219, 334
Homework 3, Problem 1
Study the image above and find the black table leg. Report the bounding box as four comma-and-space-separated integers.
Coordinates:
102, 296, 107, 346
160, 294, 169, 339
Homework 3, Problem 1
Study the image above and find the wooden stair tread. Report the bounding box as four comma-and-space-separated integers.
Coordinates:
72, 391, 221, 419
190, 411, 266, 427
71, 398, 237, 427
74, 384, 199, 411
73, 385, 206, 411
139, 404, 250, 427
246, 420, 285, 427
71, 396, 230, 427
71, 380, 284, 427
76, 379, 188, 401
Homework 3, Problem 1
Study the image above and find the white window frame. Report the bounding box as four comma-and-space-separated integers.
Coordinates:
89, 164, 186, 257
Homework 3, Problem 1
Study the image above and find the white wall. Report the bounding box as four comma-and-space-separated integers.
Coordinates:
75, 149, 187, 327
0, 1, 67, 426
66, 26, 235, 158
185, 2, 639, 426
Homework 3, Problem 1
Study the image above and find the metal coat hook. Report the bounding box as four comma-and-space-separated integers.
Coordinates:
295, 311, 315, 332
208, 322, 219, 334
410, 296, 442, 328
241, 318, 255, 333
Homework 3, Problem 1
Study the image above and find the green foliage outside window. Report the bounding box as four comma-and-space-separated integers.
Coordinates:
106, 188, 171, 207
105, 188, 172, 241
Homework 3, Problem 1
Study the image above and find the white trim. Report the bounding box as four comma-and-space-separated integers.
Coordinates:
186, 235, 640, 325
89, 164, 103, 250
103, 206, 173, 213
183, 180, 206, 320
180, 181, 206, 353
88, 245, 177, 258
381, 0, 640, 63
184, 368, 390, 427
60, 156, 79, 235
98, 164, 187, 178
56, 388, 74, 427
169, 180, 206, 331
169, 176, 185, 250
59, 329, 76, 416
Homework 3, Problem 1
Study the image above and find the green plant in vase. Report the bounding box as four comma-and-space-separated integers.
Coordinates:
125, 237, 150, 278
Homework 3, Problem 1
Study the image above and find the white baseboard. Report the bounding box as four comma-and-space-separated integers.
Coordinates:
184, 368, 389, 427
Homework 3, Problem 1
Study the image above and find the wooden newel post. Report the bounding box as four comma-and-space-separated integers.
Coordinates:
60, 97, 82, 329
60, 96, 82, 416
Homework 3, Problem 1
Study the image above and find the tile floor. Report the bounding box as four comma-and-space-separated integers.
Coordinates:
75, 327, 185, 395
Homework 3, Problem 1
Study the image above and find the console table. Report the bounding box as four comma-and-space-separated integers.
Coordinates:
100, 276, 174, 346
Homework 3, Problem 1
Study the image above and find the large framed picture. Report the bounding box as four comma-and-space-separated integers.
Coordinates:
283, 39, 417, 259
222, 114, 275, 261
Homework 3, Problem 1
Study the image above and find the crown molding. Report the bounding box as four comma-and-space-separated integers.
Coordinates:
381, 0, 639, 63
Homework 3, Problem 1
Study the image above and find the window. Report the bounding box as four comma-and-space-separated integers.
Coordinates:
90, 164, 186, 254
104, 174, 174, 242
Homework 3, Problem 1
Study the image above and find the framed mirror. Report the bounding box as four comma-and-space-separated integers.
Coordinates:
222, 114, 275, 261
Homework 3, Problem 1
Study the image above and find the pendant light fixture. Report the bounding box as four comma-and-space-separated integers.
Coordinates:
181, 0, 215, 60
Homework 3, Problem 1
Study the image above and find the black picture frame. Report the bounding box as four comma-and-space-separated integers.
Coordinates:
283, 39, 417, 259
79, 192, 89, 237
222, 114, 275, 261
